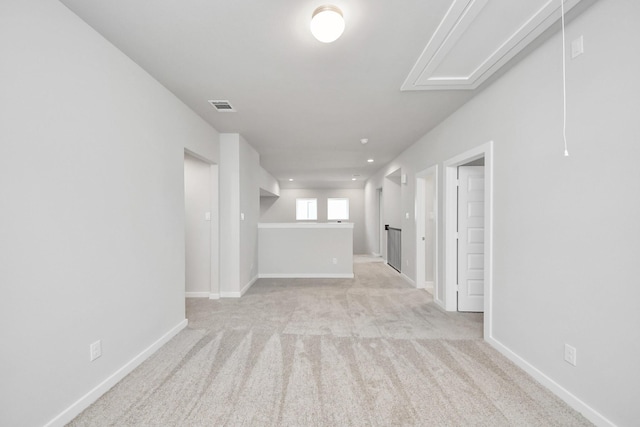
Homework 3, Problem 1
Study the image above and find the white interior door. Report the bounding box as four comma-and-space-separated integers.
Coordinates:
458, 166, 484, 312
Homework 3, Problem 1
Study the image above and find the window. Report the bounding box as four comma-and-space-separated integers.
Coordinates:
296, 198, 317, 220
327, 198, 349, 221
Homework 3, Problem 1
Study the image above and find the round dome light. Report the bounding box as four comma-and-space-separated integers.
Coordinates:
310, 5, 345, 43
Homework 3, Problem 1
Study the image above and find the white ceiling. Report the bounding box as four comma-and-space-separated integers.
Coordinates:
59, 0, 589, 189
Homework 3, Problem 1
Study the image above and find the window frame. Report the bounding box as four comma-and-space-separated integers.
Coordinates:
295, 198, 318, 221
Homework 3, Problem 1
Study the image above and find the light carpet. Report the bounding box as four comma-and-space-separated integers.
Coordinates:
69, 261, 592, 426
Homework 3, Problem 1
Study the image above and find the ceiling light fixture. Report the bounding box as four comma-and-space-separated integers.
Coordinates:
288, 178, 294, 182
360, 138, 368, 144
310, 5, 345, 43
352, 178, 357, 181
367, 159, 374, 163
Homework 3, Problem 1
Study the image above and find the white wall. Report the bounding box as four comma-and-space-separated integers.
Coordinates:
258, 224, 354, 278
239, 136, 260, 290
383, 174, 402, 229
260, 188, 366, 254
364, 187, 383, 256
219, 133, 263, 296
363, 1, 639, 425
219, 134, 241, 297
184, 153, 212, 295
423, 173, 436, 284
0, 1, 219, 426
258, 166, 280, 197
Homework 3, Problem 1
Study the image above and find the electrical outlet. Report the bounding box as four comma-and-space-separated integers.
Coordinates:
90, 340, 102, 362
564, 343, 577, 366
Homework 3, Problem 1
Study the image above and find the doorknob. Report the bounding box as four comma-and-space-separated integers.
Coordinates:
422, 237, 425, 241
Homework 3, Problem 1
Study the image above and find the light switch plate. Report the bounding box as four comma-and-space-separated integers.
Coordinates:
571, 36, 584, 58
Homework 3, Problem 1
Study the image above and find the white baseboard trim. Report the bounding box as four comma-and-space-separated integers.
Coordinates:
219, 276, 259, 299
208, 293, 220, 300
44, 319, 188, 427
434, 297, 445, 309
220, 291, 241, 298
185, 291, 210, 298
486, 336, 614, 427
423, 281, 434, 294
241, 275, 258, 296
371, 252, 381, 257
258, 273, 354, 279
401, 273, 416, 287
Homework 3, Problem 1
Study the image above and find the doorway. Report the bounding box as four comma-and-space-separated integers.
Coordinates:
443, 142, 493, 337
184, 151, 219, 299
457, 162, 484, 312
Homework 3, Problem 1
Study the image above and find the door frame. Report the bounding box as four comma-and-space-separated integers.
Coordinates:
415, 165, 440, 304
183, 149, 219, 300
443, 141, 493, 338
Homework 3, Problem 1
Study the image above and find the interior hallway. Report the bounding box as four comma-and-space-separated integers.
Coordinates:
69, 260, 590, 426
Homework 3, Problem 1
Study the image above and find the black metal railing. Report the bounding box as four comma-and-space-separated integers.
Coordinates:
386, 226, 401, 273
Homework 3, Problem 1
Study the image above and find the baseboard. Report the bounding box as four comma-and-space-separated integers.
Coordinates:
219, 276, 259, 298
241, 275, 258, 296
185, 291, 210, 298
220, 291, 241, 298
44, 319, 188, 427
401, 273, 416, 287
208, 293, 220, 300
258, 273, 354, 279
486, 336, 614, 427
371, 252, 381, 257
433, 297, 445, 309
423, 281, 434, 294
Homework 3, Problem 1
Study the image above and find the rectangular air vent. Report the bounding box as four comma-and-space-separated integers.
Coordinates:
208, 100, 236, 112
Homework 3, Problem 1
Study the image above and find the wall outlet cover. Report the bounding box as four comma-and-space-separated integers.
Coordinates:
90, 340, 102, 362
564, 343, 577, 366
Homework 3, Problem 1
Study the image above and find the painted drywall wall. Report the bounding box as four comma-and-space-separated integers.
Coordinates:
259, 166, 280, 197
219, 134, 264, 296
364, 187, 384, 257
383, 173, 402, 229
209, 164, 220, 298
423, 173, 436, 284
260, 188, 366, 254
0, 1, 219, 426
258, 224, 354, 277
363, 1, 639, 424
219, 134, 241, 297
239, 136, 260, 291
184, 153, 212, 295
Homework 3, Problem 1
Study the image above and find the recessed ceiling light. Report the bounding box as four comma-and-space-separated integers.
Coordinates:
352, 178, 357, 181
367, 159, 374, 163
310, 5, 345, 43
360, 138, 368, 144
288, 178, 294, 181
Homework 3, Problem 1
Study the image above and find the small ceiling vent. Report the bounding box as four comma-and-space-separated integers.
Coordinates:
208, 100, 236, 112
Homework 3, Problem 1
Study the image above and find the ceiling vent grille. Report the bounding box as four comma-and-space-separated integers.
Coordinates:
208, 100, 236, 112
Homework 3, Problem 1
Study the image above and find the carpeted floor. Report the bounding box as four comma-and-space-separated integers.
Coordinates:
69, 259, 592, 426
